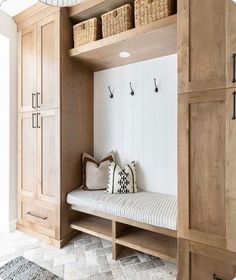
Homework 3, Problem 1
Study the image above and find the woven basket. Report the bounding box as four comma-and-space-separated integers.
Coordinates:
73, 18, 101, 48
101, 4, 133, 38
135, 0, 175, 27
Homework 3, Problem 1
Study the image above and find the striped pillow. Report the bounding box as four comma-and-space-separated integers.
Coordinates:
107, 161, 137, 194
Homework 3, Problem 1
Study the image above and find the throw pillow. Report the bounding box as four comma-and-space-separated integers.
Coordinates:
107, 161, 137, 194
82, 152, 115, 190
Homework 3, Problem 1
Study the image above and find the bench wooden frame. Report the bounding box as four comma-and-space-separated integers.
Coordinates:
70, 204, 177, 262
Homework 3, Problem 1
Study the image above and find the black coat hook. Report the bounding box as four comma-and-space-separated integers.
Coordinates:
154, 78, 158, 93
129, 82, 134, 96
108, 86, 114, 98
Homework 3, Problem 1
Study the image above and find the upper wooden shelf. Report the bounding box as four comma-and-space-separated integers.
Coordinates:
69, 0, 133, 22
69, 14, 177, 71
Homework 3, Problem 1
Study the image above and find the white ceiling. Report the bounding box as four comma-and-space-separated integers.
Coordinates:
0, 0, 38, 17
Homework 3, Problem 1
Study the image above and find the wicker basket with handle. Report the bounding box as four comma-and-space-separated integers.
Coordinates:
135, 0, 175, 27
73, 18, 101, 48
101, 4, 133, 38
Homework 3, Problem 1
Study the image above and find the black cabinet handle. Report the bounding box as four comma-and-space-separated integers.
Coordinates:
37, 113, 41, 128
32, 93, 36, 109
212, 273, 223, 280
232, 92, 236, 120
233, 53, 236, 83
27, 211, 47, 220
36, 92, 40, 108
32, 113, 36, 128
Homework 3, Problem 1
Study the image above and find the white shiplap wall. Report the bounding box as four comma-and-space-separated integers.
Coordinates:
94, 54, 177, 195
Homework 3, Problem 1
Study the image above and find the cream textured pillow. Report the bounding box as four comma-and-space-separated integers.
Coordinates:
82, 152, 115, 190
107, 161, 137, 194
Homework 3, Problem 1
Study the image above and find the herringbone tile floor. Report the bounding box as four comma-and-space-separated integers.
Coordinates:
0, 231, 177, 280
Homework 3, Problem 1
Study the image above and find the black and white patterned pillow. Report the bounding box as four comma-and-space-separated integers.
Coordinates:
107, 161, 137, 194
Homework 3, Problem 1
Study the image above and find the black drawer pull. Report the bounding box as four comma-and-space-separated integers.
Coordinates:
36, 92, 40, 108
32, 93, 36, 109
212, 273, 223, 280
37, 113, 41, 128
32, 113, 36, 128
232, 92, 236, 120
233, 53, 236, 83
27, 211, 47, 220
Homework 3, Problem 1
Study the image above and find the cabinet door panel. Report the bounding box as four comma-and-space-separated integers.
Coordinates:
178, 239, 236, 280
227, 1, 236, 88
18, 25, 37, 112
18, 112, 38, 198
37, 12, 60, 110
178, 0, 227, 93
38, 109, 60, 204
178, 90, 227, 249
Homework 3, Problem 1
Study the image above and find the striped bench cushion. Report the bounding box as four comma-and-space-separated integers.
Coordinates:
67, 189, 177, 230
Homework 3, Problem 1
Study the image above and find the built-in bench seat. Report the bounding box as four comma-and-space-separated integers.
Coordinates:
67, 188, 177, 262
67, 189, 177, 230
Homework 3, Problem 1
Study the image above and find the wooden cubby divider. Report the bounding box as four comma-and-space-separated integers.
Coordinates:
70, 212, 177, 262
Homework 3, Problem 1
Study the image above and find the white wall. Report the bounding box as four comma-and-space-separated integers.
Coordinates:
0, 10, 17, 233
94, 54, 177, 195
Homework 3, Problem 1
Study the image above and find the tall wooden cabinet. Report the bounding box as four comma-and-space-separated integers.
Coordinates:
16, 4, 93, 247
178, 0, 236, 278
178, 0, 236, 94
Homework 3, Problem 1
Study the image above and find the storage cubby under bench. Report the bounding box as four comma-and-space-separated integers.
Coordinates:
67, 189, 177, 262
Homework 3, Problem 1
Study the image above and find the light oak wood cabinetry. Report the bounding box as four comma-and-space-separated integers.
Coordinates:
178, 239, 236, 280
178, 0, 236, 275
16, 4, 93, 247
178, 89, 236, 252
178, 0, 236, 94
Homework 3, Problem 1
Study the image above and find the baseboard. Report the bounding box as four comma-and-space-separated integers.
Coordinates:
9, 219, 17, 232
17, 224, 78, 249
0, 219, 17, 234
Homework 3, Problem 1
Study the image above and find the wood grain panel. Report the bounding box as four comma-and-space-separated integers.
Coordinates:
37, 12, 60, 110
18, 25, 37, 113
226, 88, 236, 252
178, 239, 236, 280
18, 113, 38, 198
189, 101, 226, 237
189, 0, 226, 83
38, 109, 60, 204
227, 1, 236, 88
178, 0, 227, 93
191, 253, 235, 280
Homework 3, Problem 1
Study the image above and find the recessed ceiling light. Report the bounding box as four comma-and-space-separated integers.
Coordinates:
119, 51, 130, 58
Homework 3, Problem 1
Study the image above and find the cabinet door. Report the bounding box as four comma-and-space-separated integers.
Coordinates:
178, 239, 236, 280
37, 109, 60, 204
37, 12, 60, 110
226, 88, 236, 252
18, 25, 37, 112
178, 90, 227, 249
18, 112, 38, 198
227, 1, 236, 88
178, 0, 227, 93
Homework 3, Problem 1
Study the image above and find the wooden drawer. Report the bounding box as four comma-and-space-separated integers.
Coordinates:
19, 197, 57, 238
178, 239, 236, 280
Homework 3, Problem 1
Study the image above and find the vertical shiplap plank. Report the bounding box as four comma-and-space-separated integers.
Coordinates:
132, 61, 145, 189
94, 55, 177, 195
165, 54, 177, 195
141, 59, 155, 191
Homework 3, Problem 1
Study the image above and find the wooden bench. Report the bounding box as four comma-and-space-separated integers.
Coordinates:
67, 189, 177, 262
